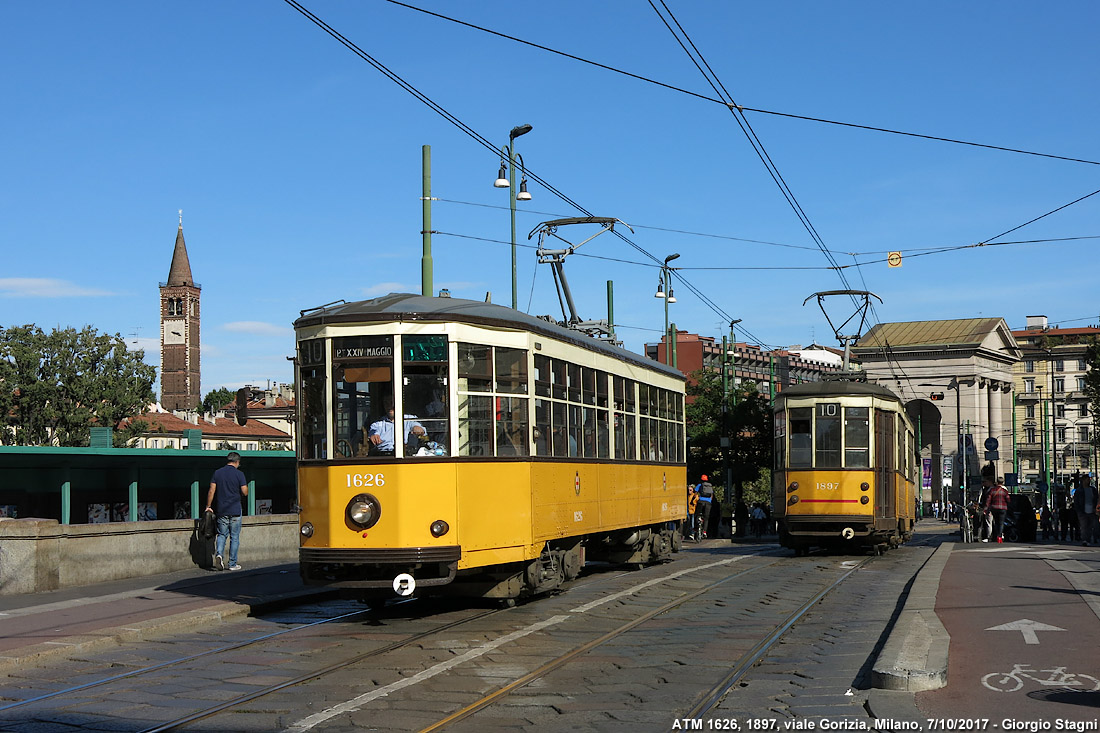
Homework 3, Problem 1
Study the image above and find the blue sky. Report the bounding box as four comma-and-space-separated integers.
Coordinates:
2, 2, 1098, 396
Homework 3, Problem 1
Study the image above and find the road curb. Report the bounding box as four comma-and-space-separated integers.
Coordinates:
870, 541, 953, 692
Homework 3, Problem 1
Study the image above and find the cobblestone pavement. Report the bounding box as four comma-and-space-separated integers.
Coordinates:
0, 540, 940, 732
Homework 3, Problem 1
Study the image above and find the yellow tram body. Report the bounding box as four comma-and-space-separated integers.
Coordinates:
294, 294, 686, 600
773, 381, 916, 553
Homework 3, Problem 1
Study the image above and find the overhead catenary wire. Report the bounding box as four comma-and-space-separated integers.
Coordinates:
435, 197, 1100, 258
282, 0, 763, 345
382, 0, 1100, 168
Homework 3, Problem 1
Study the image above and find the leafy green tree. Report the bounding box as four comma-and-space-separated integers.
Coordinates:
0, 325, 155, 446
1083, 339, 1100, 454
203, 387, 237, 414
685, 369, 773, 503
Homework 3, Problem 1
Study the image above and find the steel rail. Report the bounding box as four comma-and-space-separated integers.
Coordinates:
0, 604, 376, 714
418, 556, 784, 732
685, 555, 873, 719
137, 606, 505, 733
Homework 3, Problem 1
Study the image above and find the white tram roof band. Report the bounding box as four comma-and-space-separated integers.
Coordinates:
295, 293, 684, 381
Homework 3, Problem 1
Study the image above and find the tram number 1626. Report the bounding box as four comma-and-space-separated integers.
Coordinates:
346, 473, 386, 488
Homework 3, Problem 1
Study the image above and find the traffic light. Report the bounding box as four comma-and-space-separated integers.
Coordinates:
930, 392, 945, 401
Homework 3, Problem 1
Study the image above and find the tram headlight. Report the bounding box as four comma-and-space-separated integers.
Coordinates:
346, 493, 381, 529
860, 495, 870, 505
430, 519, 450, 538
860, 482, 870, 492
300, 522, 314, 538
788, 495, 800, 505
787, 482, 798, 493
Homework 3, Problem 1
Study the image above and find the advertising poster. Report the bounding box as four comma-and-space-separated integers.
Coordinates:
922, 458, 932, 488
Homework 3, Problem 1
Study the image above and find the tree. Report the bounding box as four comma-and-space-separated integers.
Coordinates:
685, 369, 773, 496
1083, 339, 1100, 456
203, 387, 237, 415
0, 325, 155, 446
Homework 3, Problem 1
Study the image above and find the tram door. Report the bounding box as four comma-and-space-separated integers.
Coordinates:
874, 410, 896, 522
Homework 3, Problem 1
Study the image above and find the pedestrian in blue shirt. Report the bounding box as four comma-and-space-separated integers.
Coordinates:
205, 451, 248, 571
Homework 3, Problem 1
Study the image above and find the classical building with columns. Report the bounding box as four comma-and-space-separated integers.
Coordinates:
852, 318, 1021, 508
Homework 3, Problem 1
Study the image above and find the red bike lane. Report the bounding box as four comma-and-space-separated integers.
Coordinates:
916, 544, 1100, 724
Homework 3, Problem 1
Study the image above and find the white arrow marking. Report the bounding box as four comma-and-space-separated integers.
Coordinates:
985, 618, 1066, 645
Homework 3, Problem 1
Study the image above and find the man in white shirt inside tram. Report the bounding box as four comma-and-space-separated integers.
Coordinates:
368, 398, 425, 456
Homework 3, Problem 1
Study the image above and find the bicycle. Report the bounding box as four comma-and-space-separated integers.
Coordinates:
982, 664, 1100, 693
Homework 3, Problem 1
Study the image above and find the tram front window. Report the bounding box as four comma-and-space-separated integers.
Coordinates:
298, 338, 327, 460
815, 402, 842, 468
844, 407, 870, 468
403, 335, 449, 456
789, 407, 812, 468
333, 335, 394, 458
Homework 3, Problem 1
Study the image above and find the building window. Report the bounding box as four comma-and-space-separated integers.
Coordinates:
1081, 427, 1091, 443
1055, 359, 1064, 372
1054, 378, 1065, 393
1083, 404, 1090, 417
1025, 360, 1035, 373
1078, 359, 1087, 371
1057, 404, 1066, 419
1024, 378, 1034, 392
1057, 427, 1066, 442
1025, 404, 1035, 418
1078, 377, 1087, 392
1025, 427, 1036, 443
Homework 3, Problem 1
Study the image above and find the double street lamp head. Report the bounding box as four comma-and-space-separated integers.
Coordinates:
494, 162, 509, 188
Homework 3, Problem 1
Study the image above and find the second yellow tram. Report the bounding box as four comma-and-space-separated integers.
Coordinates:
772, 380, 917, 554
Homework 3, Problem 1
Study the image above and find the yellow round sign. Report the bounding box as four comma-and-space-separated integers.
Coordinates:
887, 251, 902, 267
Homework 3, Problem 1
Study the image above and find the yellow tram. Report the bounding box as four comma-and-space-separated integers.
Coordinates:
772, 380, 917, 554
294, 293, 687, 602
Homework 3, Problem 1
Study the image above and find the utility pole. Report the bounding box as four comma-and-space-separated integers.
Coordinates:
421, 145, 433, 296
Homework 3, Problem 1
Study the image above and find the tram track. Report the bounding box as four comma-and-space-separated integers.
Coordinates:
0, 545, 885, 732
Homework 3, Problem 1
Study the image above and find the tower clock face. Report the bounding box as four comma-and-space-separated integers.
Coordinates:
164, 319, 186, 345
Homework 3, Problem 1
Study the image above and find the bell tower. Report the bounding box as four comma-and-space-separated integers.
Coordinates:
160, 211, 201, 411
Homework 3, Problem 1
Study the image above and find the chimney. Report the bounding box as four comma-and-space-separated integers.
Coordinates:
1025, 315, 1048, 331
265, 392, 275, 409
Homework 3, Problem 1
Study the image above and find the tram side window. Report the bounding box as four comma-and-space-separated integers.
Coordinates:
299, 365, 326, 460
534, 398, 551, 456
402, 335, 449, 456
815, 403, 842, 468
844, 407, 870, 468
551, 400, 571, 457
495, 347, 528, 395
534, 355, 551, 397
496, 396, 529, 456
613, 376, 637, 460
332, 335, 394, 459
774, 411, 786, 470
458, 344, 492, 392
789, 407, 812, 468
458, 394, 493, 456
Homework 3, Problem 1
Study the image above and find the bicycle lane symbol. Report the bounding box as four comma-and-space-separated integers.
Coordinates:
982, 664, 1100, 693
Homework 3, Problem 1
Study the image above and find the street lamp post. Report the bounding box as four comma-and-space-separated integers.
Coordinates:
494, 124, 533, 310
653, 253, 679, 366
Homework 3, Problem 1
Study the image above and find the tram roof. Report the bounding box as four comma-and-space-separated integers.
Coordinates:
776, 380, 902, 402
295, 293, 684, 380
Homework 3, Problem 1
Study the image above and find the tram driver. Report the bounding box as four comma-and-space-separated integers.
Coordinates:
366, 398, 424, 456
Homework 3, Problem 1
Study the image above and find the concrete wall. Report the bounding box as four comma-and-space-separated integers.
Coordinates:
0, 514, 298, 595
